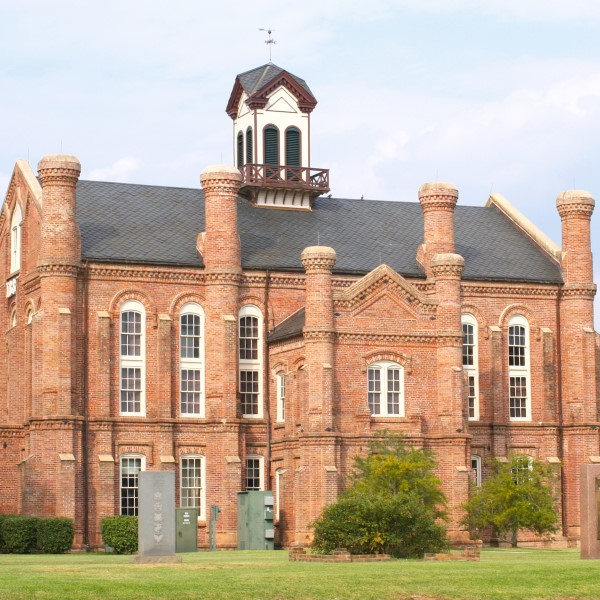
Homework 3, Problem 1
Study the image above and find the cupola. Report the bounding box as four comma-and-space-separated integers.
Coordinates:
226, 63, 330, 209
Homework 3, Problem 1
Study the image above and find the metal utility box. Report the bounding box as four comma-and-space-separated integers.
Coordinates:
176, 508, 198, 553
237, 491, 275, 550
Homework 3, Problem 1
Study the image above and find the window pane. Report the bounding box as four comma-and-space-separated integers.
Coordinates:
121, 457, 141, 516
181, 457, 202, 508
240, 370, 259, 415
181, 369, 201, 414
181, 313, 201, 359
368, 368, 381, 415
508, 325, 526, 367
121, 311, 142, 357
509, 376, 528, 418
246, 458, 261, 490
387, 369, 401, 415
121, 367, 141, 413
462, 323, 474, 366
468, 375, 476, 419
239, 316, 259, 360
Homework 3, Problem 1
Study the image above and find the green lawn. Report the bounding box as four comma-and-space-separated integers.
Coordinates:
0, 548, 598, 600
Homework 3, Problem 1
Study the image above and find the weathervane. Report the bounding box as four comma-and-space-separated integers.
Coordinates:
259, 28, 276, 61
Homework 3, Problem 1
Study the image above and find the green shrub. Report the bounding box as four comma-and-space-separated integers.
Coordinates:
312, 492, 448, 558
2, 516, 38, 554
101, 515, 138, 554
36, 518, 74, 553
0, 514, 18, 552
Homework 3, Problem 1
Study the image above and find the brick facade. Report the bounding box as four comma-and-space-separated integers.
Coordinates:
0, 129, 598, 549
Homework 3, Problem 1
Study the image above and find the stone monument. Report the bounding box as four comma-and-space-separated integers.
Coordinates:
132, 471, 181, 563
580, 464, 600, 559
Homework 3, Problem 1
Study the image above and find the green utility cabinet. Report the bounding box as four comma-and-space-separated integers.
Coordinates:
176, 508, 198, 553
237, 491, 275, 550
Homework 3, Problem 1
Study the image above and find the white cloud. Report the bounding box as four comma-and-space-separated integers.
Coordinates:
88, 157, 140, 182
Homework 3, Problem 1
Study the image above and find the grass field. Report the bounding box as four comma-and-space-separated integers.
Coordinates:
0, 548, 599, 600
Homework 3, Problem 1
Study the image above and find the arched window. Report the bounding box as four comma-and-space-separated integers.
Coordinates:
237, 131, 244, 168
276, 372, 285, 422
120, 300, 145, 415
263, 125, 279, 180
462, 314, 479, 421
10, 308, 17, 328
120, 454, 145, 515
245, 455, 264, 490
10, 203, 22, 274
180, 303, 204, 417
239, 305, 263, 418
508, 315, 530, 421
180, 454, 206, 520
367, 360, 404, 417
246, 127, 253, 164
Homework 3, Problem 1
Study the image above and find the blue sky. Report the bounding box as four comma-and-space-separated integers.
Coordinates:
1, 0, 599, 325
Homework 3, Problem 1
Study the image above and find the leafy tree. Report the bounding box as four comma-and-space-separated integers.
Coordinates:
311, 433, 449, 558
462, 455, 559, 547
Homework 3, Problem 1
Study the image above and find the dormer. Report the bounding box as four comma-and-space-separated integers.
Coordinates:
226, 63, 329, 210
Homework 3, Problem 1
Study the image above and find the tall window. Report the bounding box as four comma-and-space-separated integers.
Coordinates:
508, 315, 530, 421
120, 454, 145, 515
245, 455, 264, 490
120, 300, 145, 415
180, 455, 205, 519
276, 372, 285, 422
367, 360, 404, 417
10, 203, 22, 273
462, 314, 479, 421
239, 305, 263, 418
237, 132, 244, 168
275, 468, 284, 520
264, 125, 279, 180
471, 455, 482, 487
180, 303, 204, 417
246, 127, 253, 164
285, 127, 300, 181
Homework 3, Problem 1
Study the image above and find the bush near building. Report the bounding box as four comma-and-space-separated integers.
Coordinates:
311, 433, 449, 558
101, 515, 138, 554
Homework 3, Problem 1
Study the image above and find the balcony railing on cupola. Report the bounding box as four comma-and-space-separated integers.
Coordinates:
239, 163, 330, 210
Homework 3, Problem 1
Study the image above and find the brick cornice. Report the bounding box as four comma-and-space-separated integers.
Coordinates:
561, 283, 597, 298
461, 282, 559, 297
38, 264, 80, 277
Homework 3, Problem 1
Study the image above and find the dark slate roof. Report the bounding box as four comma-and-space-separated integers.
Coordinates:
268, 308, 305, 343
76, 180, 563, 285
237, 63, 314, 98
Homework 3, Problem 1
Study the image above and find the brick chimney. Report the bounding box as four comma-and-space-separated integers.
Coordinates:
418, 182, 459, 278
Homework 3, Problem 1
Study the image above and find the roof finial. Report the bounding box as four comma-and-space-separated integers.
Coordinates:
259, 28, 276, 62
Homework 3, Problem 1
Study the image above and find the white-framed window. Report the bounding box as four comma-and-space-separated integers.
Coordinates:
276, 372, 285, 422
275, 468, 284, 520
120, 300, 145, 416
180, 454, 206, 520
508, 315, 531, 421
471, 455, 482, 487
10, 203, 22, 274
120, 454, 145, 515
462, 314, 479, 421
245, 455, 264, 490
511, 455, 532, 484
180, 303, 205, 417
239, 305, 263, 418
367, 360, 404, 417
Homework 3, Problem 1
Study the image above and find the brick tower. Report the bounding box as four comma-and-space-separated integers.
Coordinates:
200, 165, 244, 547
556, 190, 597, 541
24, 155, 81, 533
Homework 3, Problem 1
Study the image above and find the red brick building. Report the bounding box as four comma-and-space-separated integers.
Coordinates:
0, 63, 598, 549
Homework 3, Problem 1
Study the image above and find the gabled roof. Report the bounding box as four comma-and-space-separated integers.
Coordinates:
226, 63, 317, 118
75, 180, 563, 285
268, 308, 305, 343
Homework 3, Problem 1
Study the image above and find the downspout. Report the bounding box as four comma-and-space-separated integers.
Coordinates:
82, 260, 90, 550
264, 270, 271, 489
556, 287, 568, 538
